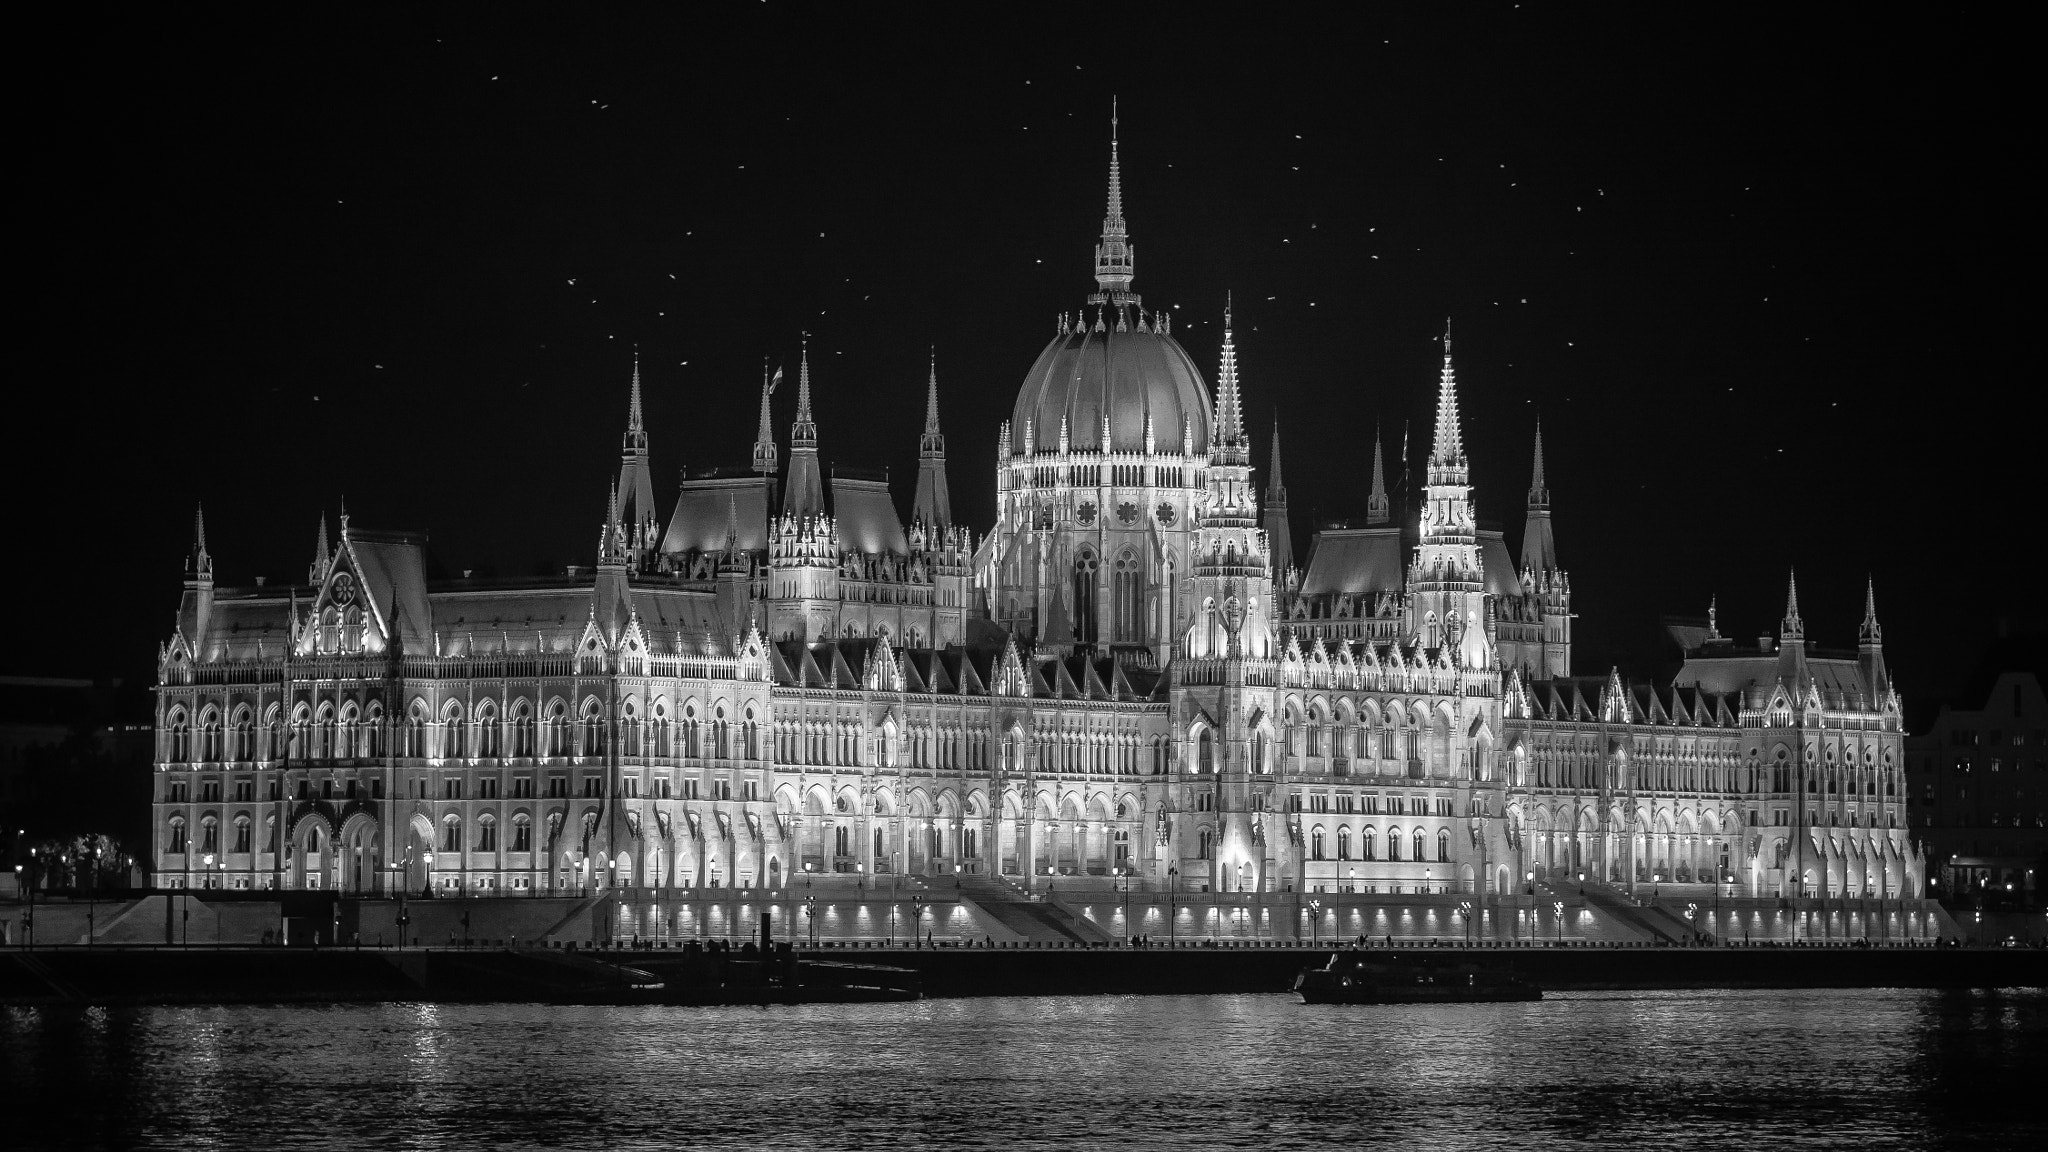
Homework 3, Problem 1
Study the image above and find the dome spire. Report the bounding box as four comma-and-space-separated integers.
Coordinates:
1091, 99, 1137, 304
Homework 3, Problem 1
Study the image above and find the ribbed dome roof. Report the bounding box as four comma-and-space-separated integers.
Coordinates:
1012, 305, 1212, 458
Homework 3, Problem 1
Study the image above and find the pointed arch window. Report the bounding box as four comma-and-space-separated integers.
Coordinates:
1112, 551, 1142, 642
1072, 550, 1100, 644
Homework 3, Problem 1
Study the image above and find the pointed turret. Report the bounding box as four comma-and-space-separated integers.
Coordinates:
1263, 415, 1293, 582
1428, 320, 1466, 483
1780, 568, 1804, 639
599, 482, 627, 568
187, 504, 212, 579
782, 343, 826, 520
1090, 101, 1138, 304
616, 352, 657, 557
1366, 429, 1390, 525
623, 348, 646, 452
309, 512, 330, 586
1212, 294, 1248, 464
1858, 577, 1889, 703
912, 348, 953, 531
1520, 421, 1558, 576
179, 503, 214, 655
752, 360, 779, 476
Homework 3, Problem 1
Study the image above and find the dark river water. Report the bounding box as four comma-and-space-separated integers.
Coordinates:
6, 989, 2043, 1150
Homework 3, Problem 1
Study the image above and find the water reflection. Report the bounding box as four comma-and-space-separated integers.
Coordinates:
5, 990, 2043, 1149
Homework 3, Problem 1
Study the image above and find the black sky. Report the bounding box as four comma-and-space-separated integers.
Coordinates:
20, 4, 2035, 713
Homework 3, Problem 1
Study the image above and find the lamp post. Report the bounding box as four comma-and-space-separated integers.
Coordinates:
804, 894, 816, 947
910, 895, 926, 948
1115, 867, 1130, 945
1458, 900, 1474, 947
87, 846, 101, 949
1168, 865, 1179, 948
1309, 897, 1322, 948
423, 851, 436, 899
1553, 899, 1565, 944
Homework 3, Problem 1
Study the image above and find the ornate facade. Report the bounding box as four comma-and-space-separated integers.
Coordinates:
150, 130, 1925, 909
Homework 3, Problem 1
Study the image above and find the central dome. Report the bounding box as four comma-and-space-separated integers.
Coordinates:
1012, 308, 1212, 457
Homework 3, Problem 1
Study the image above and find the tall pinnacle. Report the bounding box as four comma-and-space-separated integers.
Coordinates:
1367, 428, 1390, 525
1213, 294, 1246, 461
1528, 420, 1548, 507
1092, 100, 1136, 299
922, 347, 943, 443
189, 503, 211, 577
310, 513, 330, 585
1781, 567, 1804, 637
782, 341, 826, 520
792, 342, 815, 445
625, 347, 645, 441
1860, 577, 1882, 644
1429, 319, 1465, 471
751, 359, 779, 475
913, 348, 953, 531
752, 359, 779, 475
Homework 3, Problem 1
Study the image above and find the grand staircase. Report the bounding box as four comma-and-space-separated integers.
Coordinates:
1578, 881, 1696, 944
956, 876, 1108, 945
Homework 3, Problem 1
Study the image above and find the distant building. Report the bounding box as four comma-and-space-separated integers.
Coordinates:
1906, 672, 2047, 902
143, 127, 1923, 923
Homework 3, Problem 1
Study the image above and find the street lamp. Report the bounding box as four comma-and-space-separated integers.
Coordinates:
804, 894, 817, 947
423, 851, 436, 899
1553, 899, 1565, 944
1168, 865, 1179, 948
1458, 900, 1474, 947
1115, 867, 1130, 945
910, 895, 926, 948
1309, 897, 1322, 947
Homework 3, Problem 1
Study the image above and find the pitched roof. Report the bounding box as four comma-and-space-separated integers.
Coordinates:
1299, 527, 1404, 597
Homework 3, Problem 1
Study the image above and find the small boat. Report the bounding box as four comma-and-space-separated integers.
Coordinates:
1294, 953, 1542, 1004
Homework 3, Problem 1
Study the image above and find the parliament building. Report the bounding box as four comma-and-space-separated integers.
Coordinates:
150, 132, 1926, 929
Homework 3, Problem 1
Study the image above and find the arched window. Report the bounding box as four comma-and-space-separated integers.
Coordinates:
512, 814, 533, 853
1112, 551, 1142, 642
1437, 829, 1451, 862
1196, 827, 1212, 860
476, 814, 498, 853
1414, 829, 1427, 863
442, 704, 465, 759
232, 816, 252, 854
1387, 828, 1401, 861
474, 703, 500, 759
168, 816, 188, 855
1311, 828, 1326, 860
199, 816, 220, 855
442, 816, 463, 853
1337, 828, 1352, 860
582, 700, 607, 757
1072, 550, 1100, 643
1361, 828, 1377, 860
166, 710, 192, 763
1198, 730, 1214, 774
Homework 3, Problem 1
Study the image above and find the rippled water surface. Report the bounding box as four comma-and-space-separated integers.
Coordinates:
7, 989, 2044, 1150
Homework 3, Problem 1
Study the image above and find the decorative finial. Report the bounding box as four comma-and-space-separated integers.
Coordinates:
1781, 567, 1804, 637
1707, 595, 1720, 639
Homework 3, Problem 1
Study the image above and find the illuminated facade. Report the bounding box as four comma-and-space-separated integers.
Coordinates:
149, 131, 1924, 911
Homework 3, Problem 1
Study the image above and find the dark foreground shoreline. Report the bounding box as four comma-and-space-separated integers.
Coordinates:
5, 944, 2043, 1007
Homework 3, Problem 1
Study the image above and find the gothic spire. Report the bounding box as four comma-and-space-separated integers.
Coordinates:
624, 347, 645, 447
792, 341, 816, 446
310, 513, 330, 586
1781, 568, 1804, 638
1212, 293, 1247, 463
752, 359, 779, 475
1528, 419, 1548, 508
1429, 319, 1465, 474
1860, 577, 1882, 645
913, 348, 953, 531
922, 346, 943, 444
1520, 419, 1559, 576
1367, 428, 1390, 525
188, 503, 211, 578
1091, 100, 1136, 300
782, 340, 826, 520
599, 481, 625, 567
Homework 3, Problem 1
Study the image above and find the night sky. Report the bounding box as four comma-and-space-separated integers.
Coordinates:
22, 5, 2033, 712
